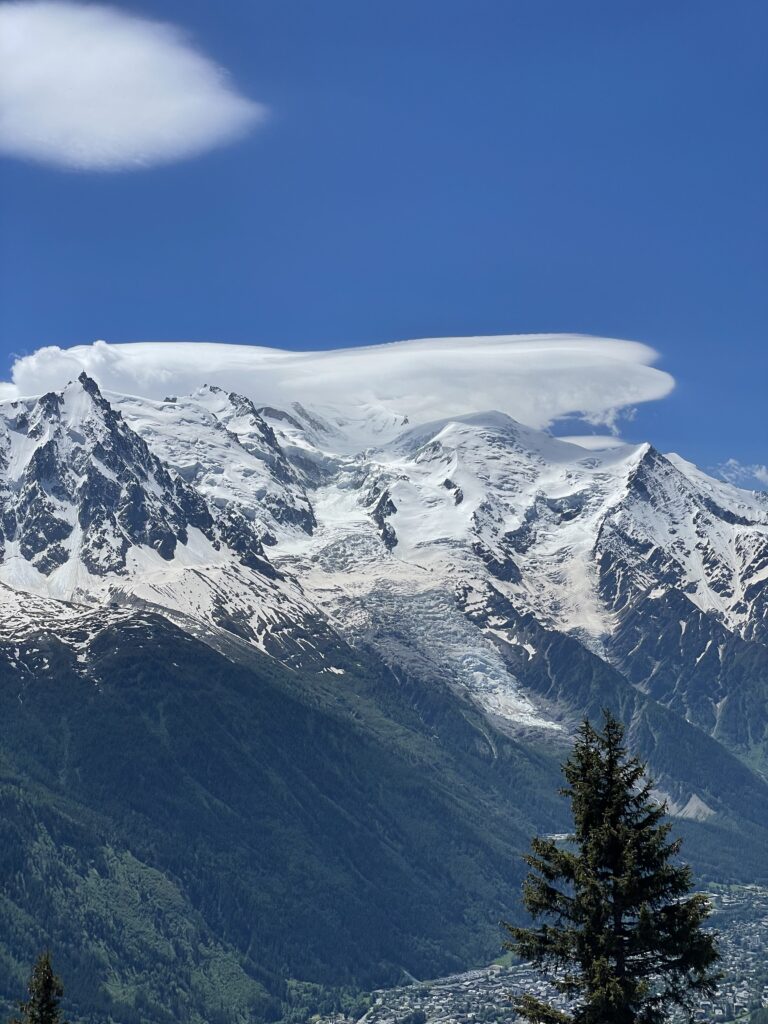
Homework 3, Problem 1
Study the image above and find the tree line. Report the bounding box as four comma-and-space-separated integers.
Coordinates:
10, 711, 727, 1024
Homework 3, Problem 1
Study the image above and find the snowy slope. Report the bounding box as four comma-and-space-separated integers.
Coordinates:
268, 408, 768, 750
272, 408, 767, 646
113, 385, 316, 543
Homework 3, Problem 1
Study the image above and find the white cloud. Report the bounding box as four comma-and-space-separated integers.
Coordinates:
717, 458, 768, 490
0, 1, 265, 170
1, 334, 674, 431
555, 435, 630, 451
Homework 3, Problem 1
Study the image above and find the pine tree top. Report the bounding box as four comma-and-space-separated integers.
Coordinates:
10, 952, 68, 1024
503, 709, 721, 1024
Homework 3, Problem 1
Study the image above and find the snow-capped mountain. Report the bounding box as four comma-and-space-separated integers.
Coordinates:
0, 373, 275, 585
0, 375, 338, 663
260, 405, 768, 770
1, 373, 767, 782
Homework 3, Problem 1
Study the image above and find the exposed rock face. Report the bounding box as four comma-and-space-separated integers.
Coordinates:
0, 374, 275, 589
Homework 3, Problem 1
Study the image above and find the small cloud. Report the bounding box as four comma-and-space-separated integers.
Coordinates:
716, 458, 768, 490
0, 1, 266, 171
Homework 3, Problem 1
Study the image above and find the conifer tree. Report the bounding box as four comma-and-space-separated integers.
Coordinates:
504, 710, 720, 1024
9, 952, 68, 1024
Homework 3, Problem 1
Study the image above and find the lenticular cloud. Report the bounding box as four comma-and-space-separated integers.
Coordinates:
0, 2, 265, 170
2, 335, 675, 431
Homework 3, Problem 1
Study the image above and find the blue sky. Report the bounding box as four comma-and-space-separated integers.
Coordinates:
0, 0, 765, 476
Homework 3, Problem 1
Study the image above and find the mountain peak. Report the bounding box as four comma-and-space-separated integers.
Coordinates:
0, 379, 277, 597
76, 369, 99, 393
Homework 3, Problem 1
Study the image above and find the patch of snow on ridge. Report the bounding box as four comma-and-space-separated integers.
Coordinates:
666, 793, 716, 822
